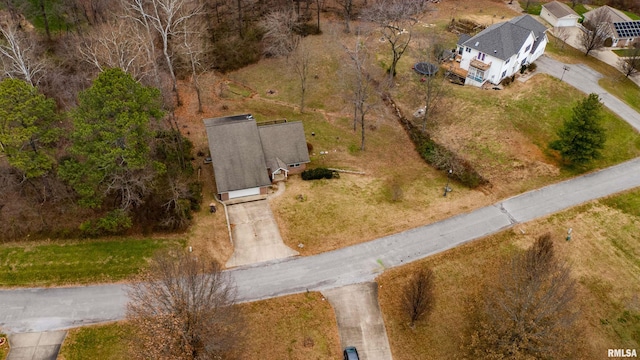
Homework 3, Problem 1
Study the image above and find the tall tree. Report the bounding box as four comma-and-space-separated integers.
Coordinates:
550, 93, 607, 165
0, 20, 46, 86
0, 78, 59, 179
619, 46, 640, 78
580, 8, 612, 56
59, 68, 164, 210
468, 233, 579, 359
125, 0, 204, 104
292, 40, 311, 113
344, 38, 375, 150
402, 266, 435, 327
126, 250, 244, 360
261, 9, 299, 58
363, 0, 426, 80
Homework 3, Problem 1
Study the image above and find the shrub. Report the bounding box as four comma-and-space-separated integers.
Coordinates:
528, 62, 537, 72
301, 168, 335, 180
80, 209, 133, 237
501, 76, 513, 86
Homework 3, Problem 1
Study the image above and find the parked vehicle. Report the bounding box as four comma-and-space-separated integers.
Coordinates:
343, 346, 359, 360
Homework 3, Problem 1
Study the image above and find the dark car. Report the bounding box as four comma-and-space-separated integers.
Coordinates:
343, 346, 359, 360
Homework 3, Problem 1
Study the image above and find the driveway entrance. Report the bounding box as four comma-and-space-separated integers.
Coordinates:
225, 199, 298, 268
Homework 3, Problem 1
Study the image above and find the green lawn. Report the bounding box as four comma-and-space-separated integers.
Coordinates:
0, 238, 184, 287
613, 49, 640, 57
59, 323, 132, 360
622, 10, 640, 20
520, 0, 542, 15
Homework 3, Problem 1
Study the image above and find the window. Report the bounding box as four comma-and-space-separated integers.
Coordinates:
466, 47, 471, 53
524, 44, 531, 52
501, 70, 507, 78
467, 67, 484, 82
505, 58, 510, 64
289, 163, 300, 168
478, 52, 485, 61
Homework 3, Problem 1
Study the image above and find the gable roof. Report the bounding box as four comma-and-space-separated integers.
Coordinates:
258, 122, 310, 168
543, 1, 580, 19
458, 15, 546, 61
584, 5, 631, 24
204, 115, 271, 193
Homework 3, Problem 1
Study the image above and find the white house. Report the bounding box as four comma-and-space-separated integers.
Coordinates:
456, 15, 548, 87
541, 1, 581, 28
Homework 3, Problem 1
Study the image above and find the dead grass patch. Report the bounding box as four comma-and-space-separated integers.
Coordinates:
378, 195, 640, 359
239, 292, 341, 359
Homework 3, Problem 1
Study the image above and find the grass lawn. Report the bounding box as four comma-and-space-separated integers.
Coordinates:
58, 292, 340, 360
546, 34, 640, 113
613, 49, 640, 57
378, 188, 640, 359
623, 10, 640, 20
0, 238, 184, 287
519, 0, 542, 15
58, 323, 132, 360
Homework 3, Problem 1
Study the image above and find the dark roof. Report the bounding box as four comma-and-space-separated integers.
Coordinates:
203, 115, 271, 193
458, 33, 471, 44
458, 15, 547, 61
613, 21, 640, 39
543, 1, 579, 19
258, 121, 310, 167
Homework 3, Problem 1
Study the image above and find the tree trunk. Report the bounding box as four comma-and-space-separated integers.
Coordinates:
39, 0, 51, 41
237, 0, 244, 39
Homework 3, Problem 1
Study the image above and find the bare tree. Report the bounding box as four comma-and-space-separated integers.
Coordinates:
261, 9, 299, 58
402, 267, 435, 327
124, 0, 204, 103
580, 8, 612, 56
552, 26, 571, 50
468, 233, 580, 359
127, 250, 244, 360
620, 46, 640, 78
179, 21, 208, 113
76, 21, 155, 82
336, 0, 354, 33
363, 0, 426, 81
292, 40, 311, 113
0, 20, 46, 86
416, 37, 446, 132
344, 38, 375, 150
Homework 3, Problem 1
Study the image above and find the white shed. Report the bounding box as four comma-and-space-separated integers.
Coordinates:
541, 1, 580, 28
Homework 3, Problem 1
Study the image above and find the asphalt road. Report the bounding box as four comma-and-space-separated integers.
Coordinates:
1, 59, 640, 334
535, 55, 640, 132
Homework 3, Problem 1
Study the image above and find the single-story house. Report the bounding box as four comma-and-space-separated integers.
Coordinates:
541, 1, 581, 28
455, 15, 548, 87
583, 6, 640, 48
203, 114, 310, 201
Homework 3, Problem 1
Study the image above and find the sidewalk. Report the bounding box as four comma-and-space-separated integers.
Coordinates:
7, 331, 66, 360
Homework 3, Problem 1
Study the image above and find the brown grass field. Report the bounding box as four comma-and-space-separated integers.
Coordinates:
378, 189, 640, 359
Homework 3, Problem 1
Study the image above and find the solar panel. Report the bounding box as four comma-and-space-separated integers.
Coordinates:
613, 21, 640, 38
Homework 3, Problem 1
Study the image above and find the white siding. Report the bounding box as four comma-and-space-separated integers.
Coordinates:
541, 8, 558, 27
228, 187, 261, 199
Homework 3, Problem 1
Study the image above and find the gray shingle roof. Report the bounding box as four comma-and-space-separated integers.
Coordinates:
203, 116, 310, 194
203, 115, 271, 193
458, 15, 547, 61
258, 122, 310, 168
584, 5, 631, 24
543, 1, 579, 19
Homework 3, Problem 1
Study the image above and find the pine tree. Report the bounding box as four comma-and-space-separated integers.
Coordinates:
551, 93, 606, 165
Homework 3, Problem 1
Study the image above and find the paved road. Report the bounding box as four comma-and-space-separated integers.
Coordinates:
2, 57, 640, 334
2, 157, 640, 333
535, 55, 640, 132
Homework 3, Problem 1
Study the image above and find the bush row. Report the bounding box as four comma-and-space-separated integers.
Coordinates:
301, 167, 338, 180
406, 120, 488, 189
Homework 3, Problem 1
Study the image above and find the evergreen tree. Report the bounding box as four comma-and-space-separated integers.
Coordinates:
0, 78, 59, 178
551, 93, 606, 165
59, 68, 164, 210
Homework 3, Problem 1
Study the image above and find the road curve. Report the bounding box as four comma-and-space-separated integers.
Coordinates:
1, 58, 640, 334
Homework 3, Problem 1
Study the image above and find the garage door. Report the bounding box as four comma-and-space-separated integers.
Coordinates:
228, 187, 261, 199
556, 18, 577, 27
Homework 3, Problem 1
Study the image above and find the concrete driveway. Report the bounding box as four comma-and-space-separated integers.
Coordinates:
534, 55, 640, 132
7, 331, 66, 360
225, 199, 298, 268
323, 283, 393, 360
